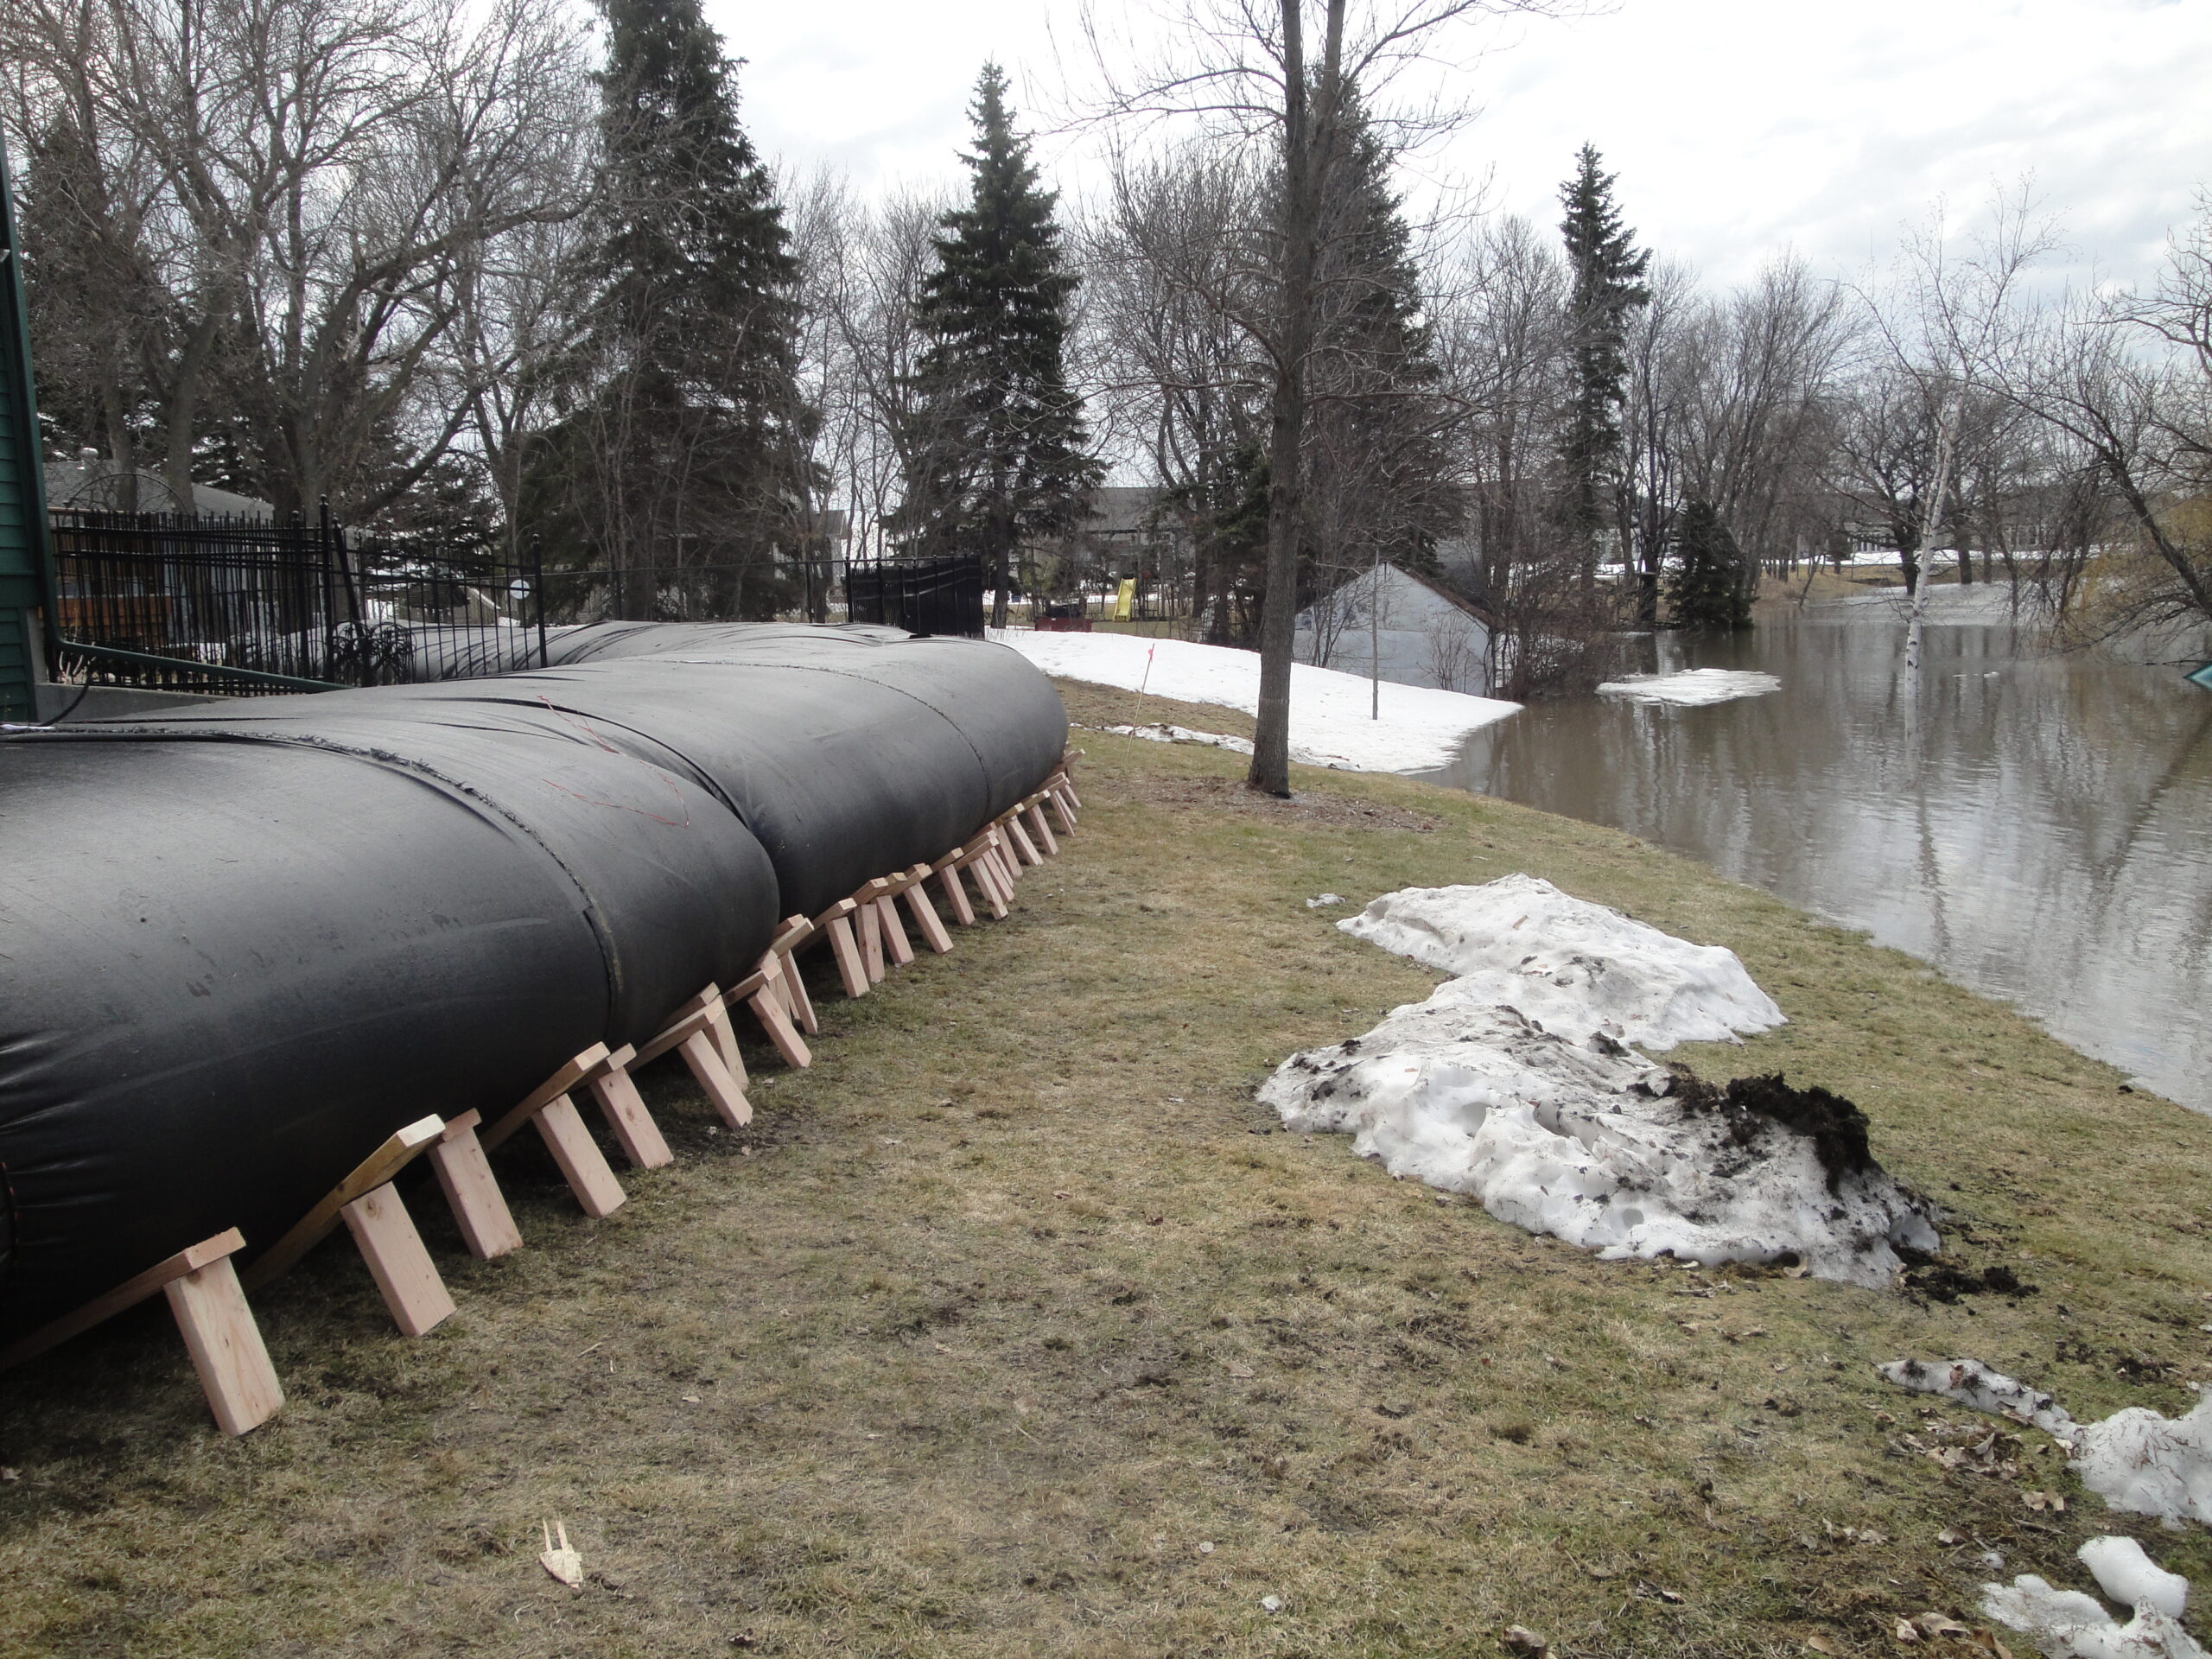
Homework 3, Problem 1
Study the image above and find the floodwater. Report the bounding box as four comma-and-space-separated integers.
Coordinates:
1423, 591, 2212, 1112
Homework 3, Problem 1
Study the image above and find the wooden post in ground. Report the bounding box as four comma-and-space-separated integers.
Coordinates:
428, 1110, 523, 1259
742, 959, 813, 1069
902, 863, 955, 953
770, 916, 820, 1035
0, 1230, 284, 1437
244, 1116, 460, 1334
817, 899, 869, 997
855, 891, 886, 983
1025, 798, 1059, 856
933, 849, 978, 927
586, 1045, 671, 1169
480, 1048, 629, 1219
633, 999, 752, 1128
871, 887, 915, 967
1005, 811, 1045, 868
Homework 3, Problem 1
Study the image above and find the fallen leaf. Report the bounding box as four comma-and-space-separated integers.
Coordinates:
1502, 1626, 1548, 1656
1052, 1191, 1071, 1201
1260, 1595, 1284, 1614
1914, 1614, 1973, 1638
1198, 1541, 1215, 1554
2020, 1491, 2066, 1512
1937, 1529, 1966, 1546
1895, 1617, 1921, 1642
1806, 1637, 1842, 1656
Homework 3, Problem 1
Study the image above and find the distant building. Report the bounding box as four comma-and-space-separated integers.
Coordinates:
1295, 563, 1496, 695
44, 455, 275, 518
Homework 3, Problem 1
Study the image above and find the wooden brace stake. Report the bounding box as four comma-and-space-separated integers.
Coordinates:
588, 1045, 671, 1169
856, 892, 886, 983
875, 893, 915, 966
819, 899, 869, 998
429, 1110, 523, 1259
481, 1047, 630, 1219
771, 915, 821, 1035
746, 957, 812, 1069
933, 854, 978, 926
902, 863, 955, 953
1025, 800, 1059, 856
0, 1229, 283, 1438
245, 1116, 458, 1337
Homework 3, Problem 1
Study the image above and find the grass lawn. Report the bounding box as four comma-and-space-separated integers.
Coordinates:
4, 679, 2210, 1658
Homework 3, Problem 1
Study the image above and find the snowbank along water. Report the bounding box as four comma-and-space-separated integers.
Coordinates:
1595, 667, 1783, 706
994, 627, 1518, 773
1260, 874, 1939, 1286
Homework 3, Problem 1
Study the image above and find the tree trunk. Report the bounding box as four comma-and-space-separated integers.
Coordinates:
1247, 0, 1341, 798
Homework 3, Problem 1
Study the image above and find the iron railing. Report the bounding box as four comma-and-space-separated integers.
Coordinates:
48, 509, 548, 695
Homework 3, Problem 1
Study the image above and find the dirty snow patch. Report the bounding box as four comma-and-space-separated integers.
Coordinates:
1306, 893, 1346, 909
1984, 1541, 2207, 1659
1103, 721, 1254, 754
1261, 875, 1936, 1287
1597, 668, 1782, 706
1338, 874, 1785, 1051
1880, 1361, 2212, 1526
995, 628, 1518, 772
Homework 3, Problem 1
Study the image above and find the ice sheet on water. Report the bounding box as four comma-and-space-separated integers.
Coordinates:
1596, 668, 1783, 706
1880, 1361, 2212, 1527
1263, 875, 1935, 1287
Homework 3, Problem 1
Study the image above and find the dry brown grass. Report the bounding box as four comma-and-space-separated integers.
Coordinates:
4, 698, 2212, 1659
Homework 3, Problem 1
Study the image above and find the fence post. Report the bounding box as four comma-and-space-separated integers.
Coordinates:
531, 536, 549, 668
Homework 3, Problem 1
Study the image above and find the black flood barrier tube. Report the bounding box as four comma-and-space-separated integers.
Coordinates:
0, 626, 1066, 1348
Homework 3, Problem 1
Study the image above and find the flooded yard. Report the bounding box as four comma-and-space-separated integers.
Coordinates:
1427, 593, 2212, 1110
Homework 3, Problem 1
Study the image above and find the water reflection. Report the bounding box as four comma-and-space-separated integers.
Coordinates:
1425, 600, 2212, 1110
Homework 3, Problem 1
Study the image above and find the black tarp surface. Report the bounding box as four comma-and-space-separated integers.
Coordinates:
0, 626, 1064, 1344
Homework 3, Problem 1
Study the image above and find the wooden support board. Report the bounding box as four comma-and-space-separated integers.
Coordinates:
429, 1109, 524, 1259
1005, 812, 1045, 868
243, 1116, 447, 1291
818, 899, 869, 998
856, 893, 886, 983
902, 864, 955, 953
0, 1228, 285, 1437
340, 1184, 456, 1337
587, 1044, 671, 1169
1025, 800, 1059, 856
874, 893, 915, 966
769, 915, 821, 1035
480, 1047, 632, 1219
933, 852, 978, 926
744, 958, 813, 1069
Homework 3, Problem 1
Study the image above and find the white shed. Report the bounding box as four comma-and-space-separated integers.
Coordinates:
1294, 563, 1495, 695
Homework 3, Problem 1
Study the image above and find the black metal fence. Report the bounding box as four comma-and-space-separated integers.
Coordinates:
844, 555, 985, 638
48, 510, 548, 695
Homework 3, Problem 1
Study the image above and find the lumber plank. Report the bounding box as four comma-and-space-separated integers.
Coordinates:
772, 940, 820, 1034
747, 963, 812, 1068
483, 1044, 614, 1150
936, 860, 977, 926
680, 1030, 753, 1128
857, 893, 886, 983
587, 1046, 671, 1169
876, 893, 915, 966
1026, 802, 1059, 856
340, 1185, 456, 1338
162, 1253, 283, 1436
532, 1096, 626, 1218
826, 909, 868, 997
0, 1227, 251, 1370
1007, 813, 1045, 868
244, 1116, 446, 1289
903, 866, 954, 952
429, 1110, 523, 1260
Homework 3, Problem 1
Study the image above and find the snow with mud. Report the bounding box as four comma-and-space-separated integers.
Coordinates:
1103, 721, 1253, 754
1984, 1537, 2205, 1658
1260, 874, 1940, 1286
994, 627, 1518, 772
1596, 667, 1783, 706
1881, 1358, 2212, 1528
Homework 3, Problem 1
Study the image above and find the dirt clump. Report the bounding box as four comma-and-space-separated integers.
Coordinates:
1666, 1068, 1875, 1192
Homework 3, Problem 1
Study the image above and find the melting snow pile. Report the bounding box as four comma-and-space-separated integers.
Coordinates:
995, 628, 1518, 772
1597, 668, 1782, 706
1882, 1359, 2212, 1527
1260, 874, 1940, 1287
1984, 1537, 2204, 1659
1103, 721, 1254, 754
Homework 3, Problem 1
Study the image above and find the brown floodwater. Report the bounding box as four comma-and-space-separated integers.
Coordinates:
1422, 593, 2212, 1112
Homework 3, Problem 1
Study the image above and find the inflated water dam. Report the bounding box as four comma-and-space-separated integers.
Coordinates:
0, 623, 1070, 1415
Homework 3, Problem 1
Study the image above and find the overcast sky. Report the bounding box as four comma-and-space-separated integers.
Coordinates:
708, 0, 2212, 293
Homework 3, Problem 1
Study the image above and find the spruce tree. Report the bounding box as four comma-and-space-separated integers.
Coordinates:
1669, 499, 1751, 631
531, 0, 808, 618
1305, 107, 1455, 591
1557, 144, 1649, 576
899, 64, 1100, 626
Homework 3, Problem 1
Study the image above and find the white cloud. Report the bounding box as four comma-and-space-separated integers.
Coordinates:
708, 0, 2212, 289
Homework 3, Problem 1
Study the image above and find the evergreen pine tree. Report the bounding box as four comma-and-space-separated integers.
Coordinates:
899, 64, 1101, 627
1669, 499, 1751, 631
1557, 144, 1649, 574
529, 0, 809, 618
1305, 107, 1455, 591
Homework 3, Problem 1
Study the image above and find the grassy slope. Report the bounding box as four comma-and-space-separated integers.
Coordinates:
4, 680, 2211, 1659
